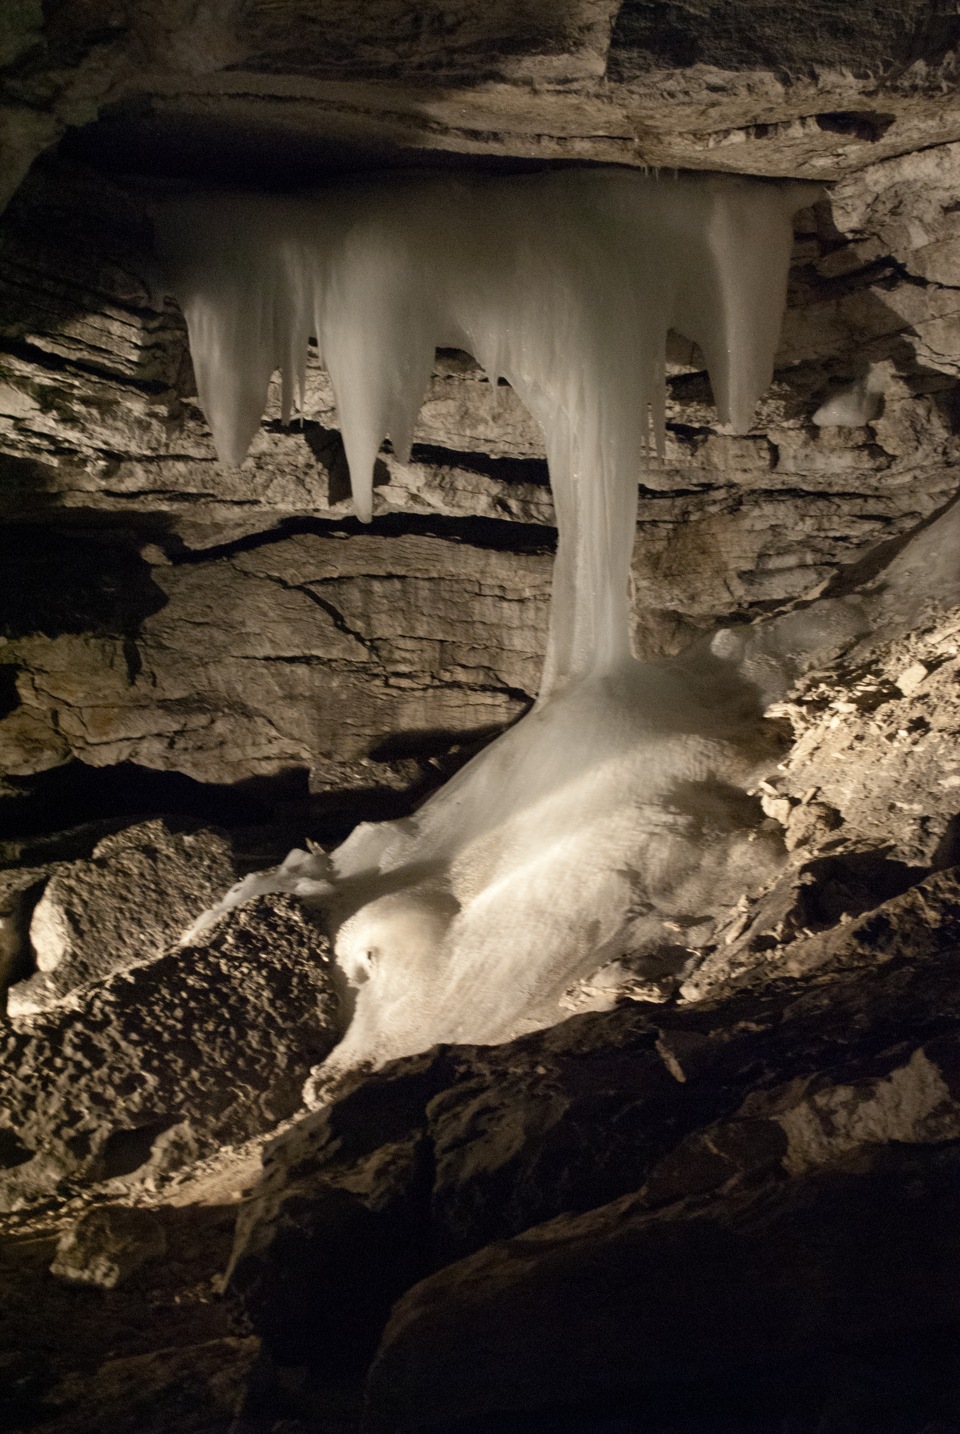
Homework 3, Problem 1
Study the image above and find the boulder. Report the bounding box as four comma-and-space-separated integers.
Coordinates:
6, 818, 238, 1015
37, 1337, 261, 1434
0, 893, 341, 1208
367, 1142, 960, 1431
50, 1206, 167, 1289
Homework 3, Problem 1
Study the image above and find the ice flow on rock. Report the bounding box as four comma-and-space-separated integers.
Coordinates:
159, 169, 811, 1073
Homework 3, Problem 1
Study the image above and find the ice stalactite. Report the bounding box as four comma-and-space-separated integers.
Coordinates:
160, 168, 812, 1073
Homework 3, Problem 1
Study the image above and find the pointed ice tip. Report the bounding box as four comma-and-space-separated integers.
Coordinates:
212, 422, 257, 469
217, 443, 250, 469
353, 490, 374, 524
350, 465, 375, 523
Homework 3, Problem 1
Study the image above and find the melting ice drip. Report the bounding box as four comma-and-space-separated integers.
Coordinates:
160, 169, 808, 1072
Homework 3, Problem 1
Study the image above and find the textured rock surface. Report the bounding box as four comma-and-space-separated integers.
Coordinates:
1, 0, 958, 211
0, 521, 549, 791
7, 818, 237, 1014
50, 1204, 167, 1289
39, 1335, 260, 1434
4, 528, 955, 1425
216, 856, 960, 1427
0, 893, 340, 1208
2, 837, 958, 1431
368, 1143, 960, 1431
771, 613, 960, 866
0, 1194, 258, 1434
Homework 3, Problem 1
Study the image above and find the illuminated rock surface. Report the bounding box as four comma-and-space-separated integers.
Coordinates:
6, 817, 237, 1015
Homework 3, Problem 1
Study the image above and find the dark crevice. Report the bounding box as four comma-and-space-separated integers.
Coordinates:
387, 675, 533, 705
0, 760, 307, 851
794, 853, 928, 932
815, 110, 896, 143
408, 442, 550, 488
60, 116, 581, 190
96, 453, 216, 466
635, 484, 709, 500
0, 525, 168, 640
0, 666, 20, 721
0, 736, 525, 863
367, 724, 508, 765
96, 487, 233, 501
0, 1129, 34, 1170
0, 336, 174, 397
292, 586, 379, 657
232, 650, 534, 706
94, 1118, 180, 1179
932, 814, 960, 870
887, 255, 960, 295
121, 637, 142, 684
161, 510, 557, 566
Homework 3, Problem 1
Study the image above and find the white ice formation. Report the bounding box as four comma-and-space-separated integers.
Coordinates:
183, 846, 334, 944
812, 364, 885, 427
159, 168, 812, 1073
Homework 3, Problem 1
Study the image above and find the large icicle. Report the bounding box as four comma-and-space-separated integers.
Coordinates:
157, 170, 802, 692
159, 168, 810, 1073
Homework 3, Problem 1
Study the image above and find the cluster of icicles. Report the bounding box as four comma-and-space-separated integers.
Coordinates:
160, 168, 809, 1075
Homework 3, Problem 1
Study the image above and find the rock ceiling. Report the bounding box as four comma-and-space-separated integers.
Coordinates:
2, 0, 960, 210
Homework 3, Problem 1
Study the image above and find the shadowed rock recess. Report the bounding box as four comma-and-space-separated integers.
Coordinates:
1, 3, 960, 1432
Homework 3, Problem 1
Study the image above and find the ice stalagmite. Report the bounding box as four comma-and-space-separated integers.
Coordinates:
159, 168, 810, 1073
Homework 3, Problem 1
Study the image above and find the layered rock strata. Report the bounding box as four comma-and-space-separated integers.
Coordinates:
228, 859, 960, 1429
2, 0, 959, 213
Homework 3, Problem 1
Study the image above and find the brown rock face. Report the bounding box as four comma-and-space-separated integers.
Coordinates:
50, 1204, 167, 1289
220, 863, 960, 1426
0, 892, 340, 1208
6, 817, 237, 1014
2, 0, 958, 206
0, 520, 548, 790
368, 1144, 960, 1431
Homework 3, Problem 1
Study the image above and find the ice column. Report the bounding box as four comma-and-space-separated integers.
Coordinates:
158, 168, 810, 1068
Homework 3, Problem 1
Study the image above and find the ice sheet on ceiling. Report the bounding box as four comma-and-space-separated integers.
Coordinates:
161, 169, 810, 1075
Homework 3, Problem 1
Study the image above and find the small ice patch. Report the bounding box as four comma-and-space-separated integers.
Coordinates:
182, 846, 333, 943
813, 365, 884, 427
